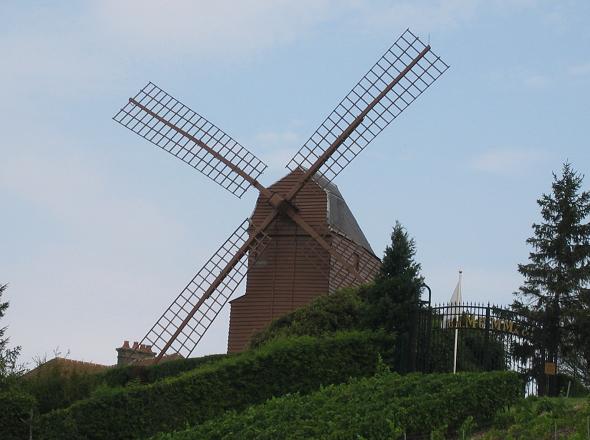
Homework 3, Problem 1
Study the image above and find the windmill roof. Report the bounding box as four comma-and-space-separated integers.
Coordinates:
310, 173, 376, 256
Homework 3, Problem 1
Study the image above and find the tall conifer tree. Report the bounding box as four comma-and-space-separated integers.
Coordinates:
514, 163, 590, 389
0, 283, 22, 389
366, 222, 424, 333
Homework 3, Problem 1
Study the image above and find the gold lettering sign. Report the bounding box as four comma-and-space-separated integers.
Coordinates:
465, 315, 476, 328
502, 320, 514, 334
447, 313, 528, 338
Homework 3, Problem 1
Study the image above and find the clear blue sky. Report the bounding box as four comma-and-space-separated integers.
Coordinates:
1, 1, 589, 366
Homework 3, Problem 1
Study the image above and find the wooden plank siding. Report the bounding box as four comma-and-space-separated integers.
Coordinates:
227, 169, 380, 353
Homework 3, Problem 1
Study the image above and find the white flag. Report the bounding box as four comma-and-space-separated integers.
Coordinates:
450, 271, 462, 305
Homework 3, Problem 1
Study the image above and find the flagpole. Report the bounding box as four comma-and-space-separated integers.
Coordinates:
452, 270, 462, 374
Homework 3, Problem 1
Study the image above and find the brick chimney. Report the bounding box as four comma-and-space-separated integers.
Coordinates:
116, 340, 156, 366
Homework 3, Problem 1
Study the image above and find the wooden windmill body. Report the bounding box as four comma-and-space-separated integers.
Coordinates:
113, 29, 449, 362
228, 168, 380, 352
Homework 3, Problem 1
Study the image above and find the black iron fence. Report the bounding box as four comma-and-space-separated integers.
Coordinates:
413, 302, 542, 395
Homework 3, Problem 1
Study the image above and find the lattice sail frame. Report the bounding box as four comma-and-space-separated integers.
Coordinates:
287, 29, 449, 184
140, 219, 270, 358
300, 228, 381, 294
114, 82, 267, 198
328, 229, 382, 293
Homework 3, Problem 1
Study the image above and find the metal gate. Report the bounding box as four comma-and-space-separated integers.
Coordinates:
414, 302, 543, 395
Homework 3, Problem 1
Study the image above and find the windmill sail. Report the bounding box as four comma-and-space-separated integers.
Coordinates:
286, 29, 449, 184
139, 219, 270, 359
114, 82, 268, 198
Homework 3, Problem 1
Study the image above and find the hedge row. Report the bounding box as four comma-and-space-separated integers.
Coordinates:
100, 353, 228, 388
38, 331, 394, 440
0, 390, 36, 440
20, 353, 229, 415
153, 371, 523, 440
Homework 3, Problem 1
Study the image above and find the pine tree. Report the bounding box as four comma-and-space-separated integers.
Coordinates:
514, 162, 590, 391
0, 283, 22, 389
378, 221, 423, 285
367, 221, 424, 333
362, 222, 424, 371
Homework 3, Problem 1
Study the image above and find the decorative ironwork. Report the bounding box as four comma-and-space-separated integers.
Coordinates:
415, 302, 541, 395
286, 29, 449, 184
114, 82, 268, 198
139, 219, 270, 358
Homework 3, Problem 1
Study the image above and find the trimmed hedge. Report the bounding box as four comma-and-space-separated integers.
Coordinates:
100, 353, 228, 388
38, 331, 394, 439
152, 371, 523, 439
20, 353, 229, 415
0, 390, 36, 440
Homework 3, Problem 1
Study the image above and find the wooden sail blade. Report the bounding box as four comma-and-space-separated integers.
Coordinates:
139, 219, 271, 359
286, 29, 449, 186
114, 82, 268, 198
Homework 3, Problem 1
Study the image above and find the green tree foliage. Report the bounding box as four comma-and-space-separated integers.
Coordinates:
367, 221, 425, 333
0, 283, 23, 389
0, 390, 36, 440
378, 221, 424, 284
513, 163, 590, 390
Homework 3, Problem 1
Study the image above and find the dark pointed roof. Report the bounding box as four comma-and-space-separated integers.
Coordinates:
310, 173, 376, 256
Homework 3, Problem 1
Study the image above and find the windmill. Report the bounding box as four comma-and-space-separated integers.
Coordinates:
113, 29, 449, 362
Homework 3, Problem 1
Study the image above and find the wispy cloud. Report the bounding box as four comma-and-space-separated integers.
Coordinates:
488, 68, 552, 90
93, 0, 337, 58
568, 62, 590, 77
523, 74, 550, 89
470, 147, 549, 176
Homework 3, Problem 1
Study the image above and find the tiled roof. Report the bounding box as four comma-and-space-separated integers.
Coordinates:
23, 357, 109, 378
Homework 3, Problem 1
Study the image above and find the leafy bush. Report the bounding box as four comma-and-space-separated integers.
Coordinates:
152, 371, 522, 440
99, 353, 228, 388
37, 331, 394, 440
250, 287, 367, 347
0, 390, 36, 440
19, 353, 229, 416
20, 365, 103, 414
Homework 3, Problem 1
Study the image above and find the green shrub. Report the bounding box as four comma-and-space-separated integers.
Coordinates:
0, 390, 36, 440
152, 371, 522, 439
250, 287, 367, 348
38, 331, 394, 440
20, 353, 229, 416
100, 353, 228, 388
20, 366, 103, 414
